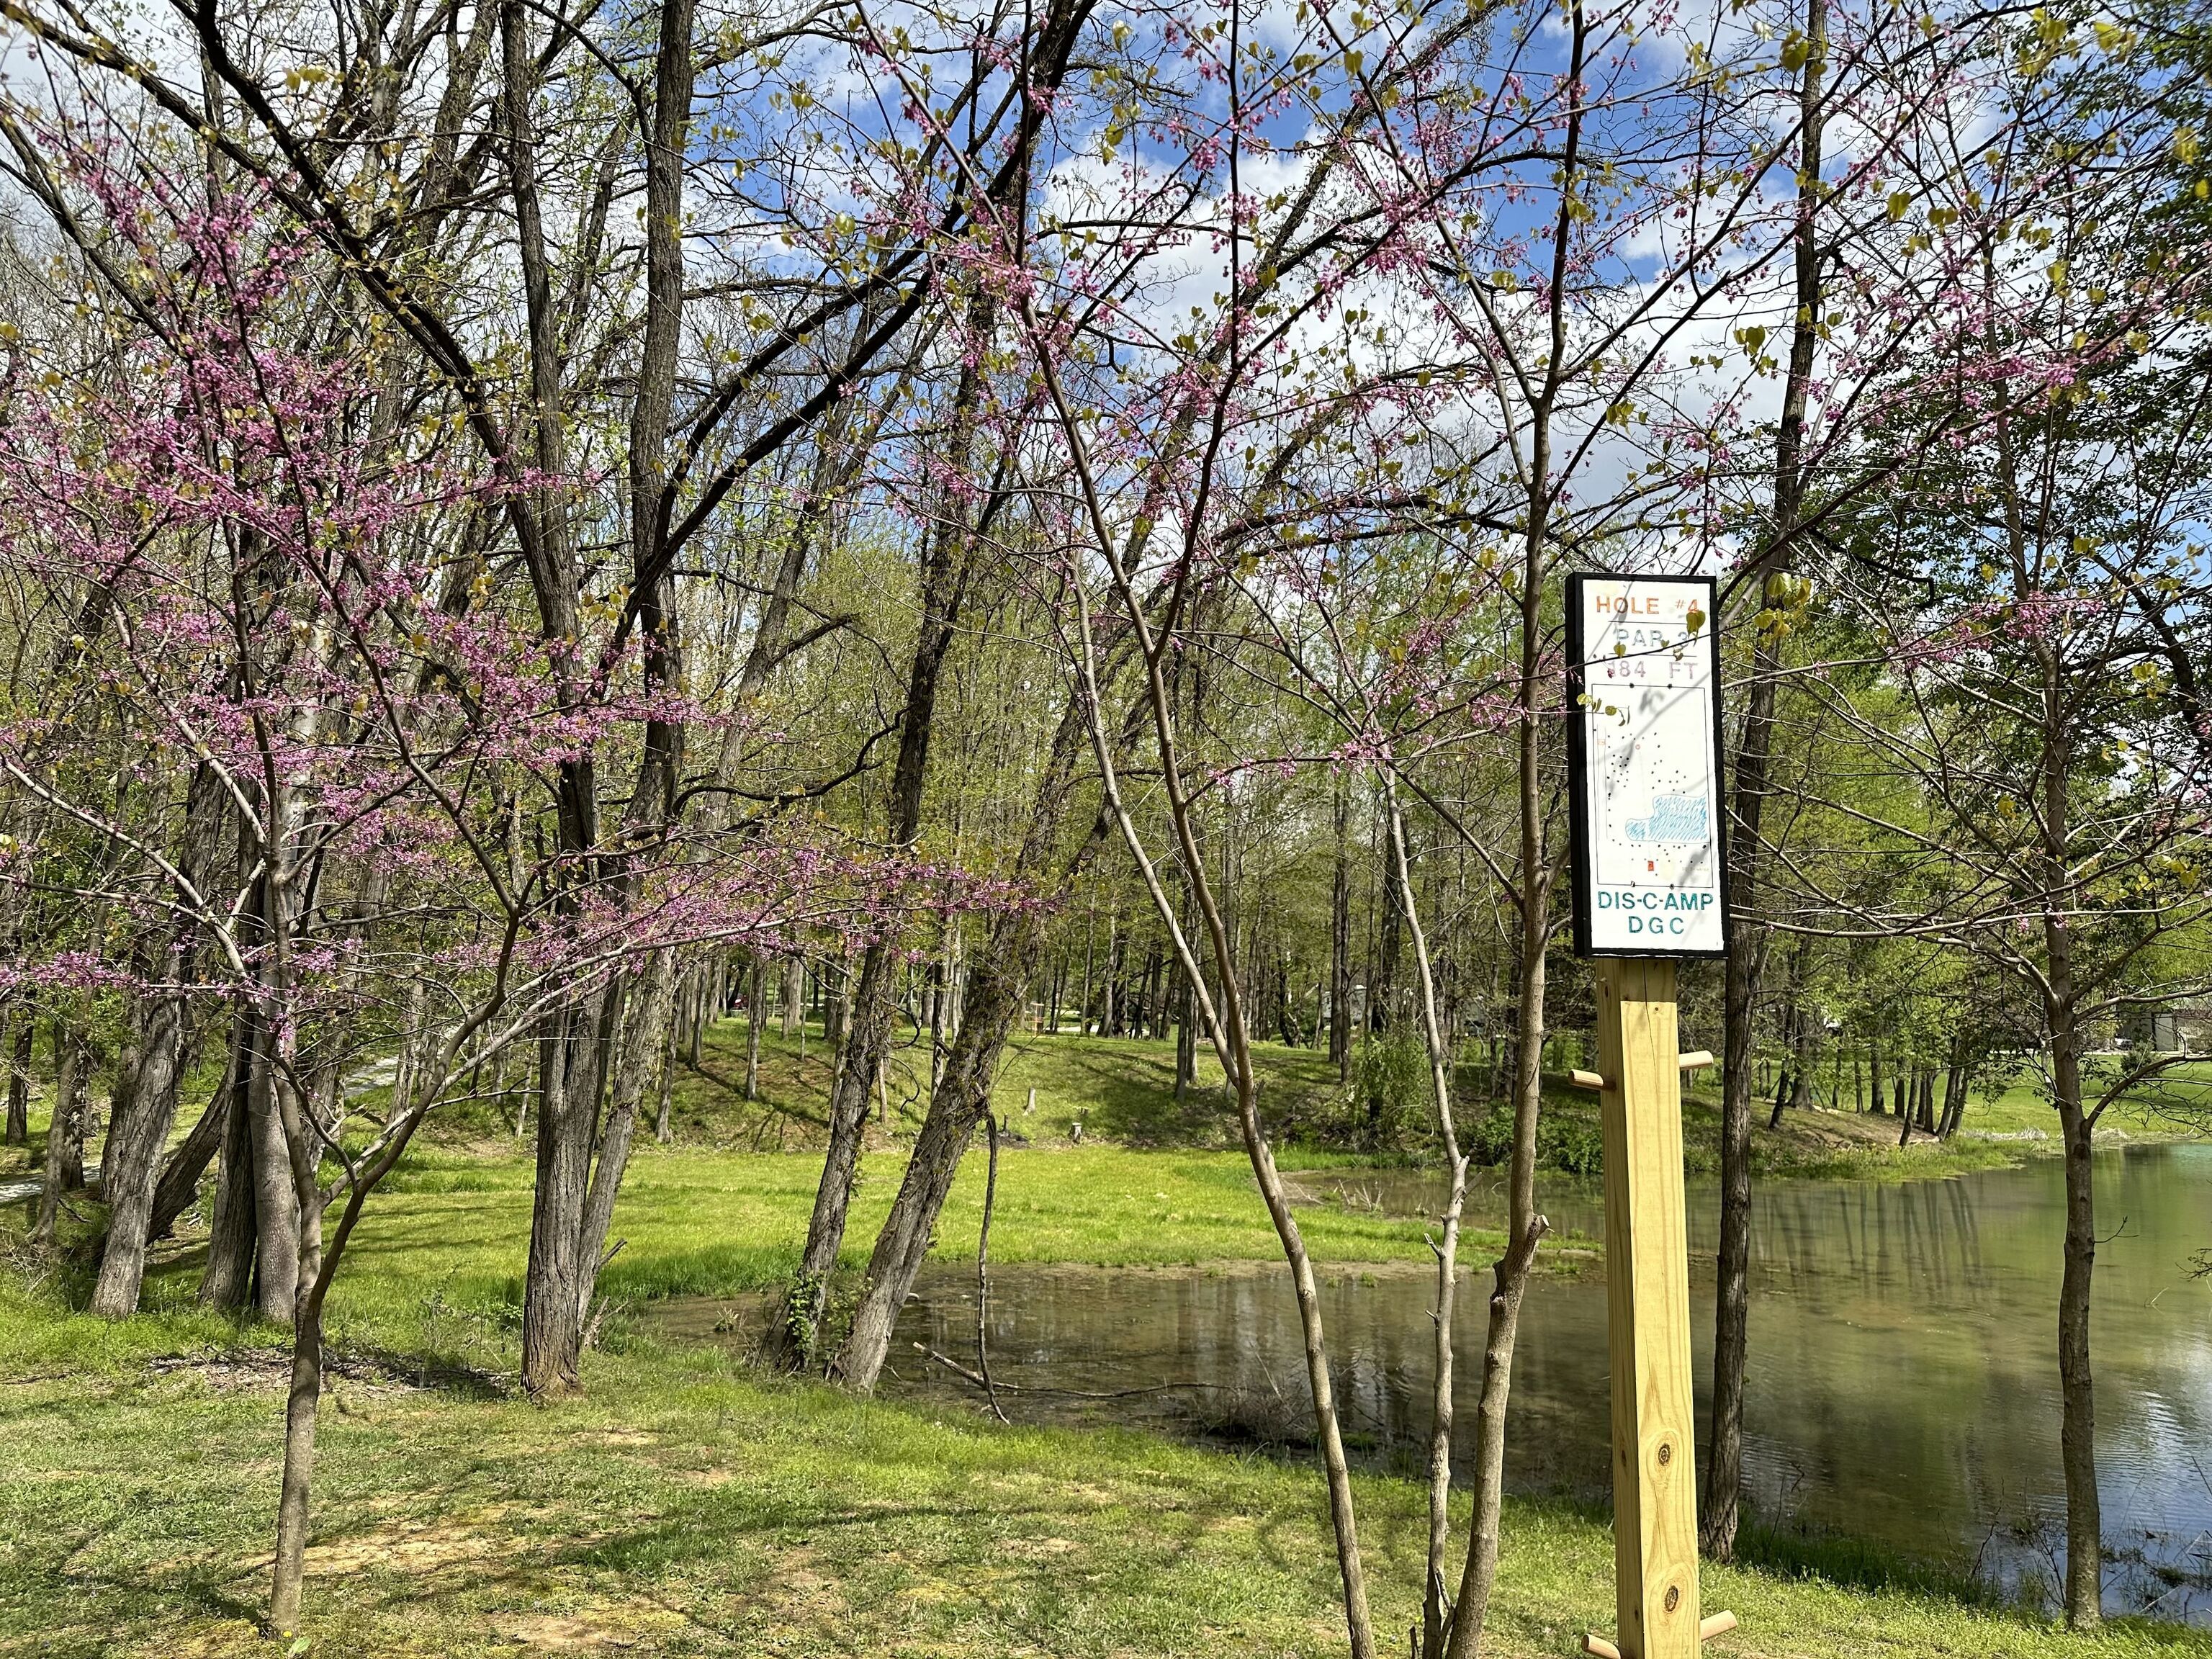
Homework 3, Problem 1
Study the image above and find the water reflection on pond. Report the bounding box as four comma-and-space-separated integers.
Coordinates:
658, 1142, 2212, 1623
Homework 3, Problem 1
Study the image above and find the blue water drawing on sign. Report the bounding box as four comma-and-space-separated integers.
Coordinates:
1624, 792, 1707, 843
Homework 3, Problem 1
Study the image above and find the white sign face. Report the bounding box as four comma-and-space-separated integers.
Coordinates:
1568, 574, 1727, 958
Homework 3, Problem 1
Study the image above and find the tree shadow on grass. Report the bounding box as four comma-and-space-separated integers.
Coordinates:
1732, 1512, 2005, 1606
333, 1342, 511, 1400
1018, 1040, 1226, 1147
555, 1462, 1341, 1654
35, 1560, 270, 1650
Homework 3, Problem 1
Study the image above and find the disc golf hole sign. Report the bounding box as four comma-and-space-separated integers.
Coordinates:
1565, 570, 1736, 1659
1566, 573, 1726, 959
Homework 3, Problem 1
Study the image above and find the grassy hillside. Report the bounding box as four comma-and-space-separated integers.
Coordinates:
7, 1014, 2198, 1201
577, 1017, 2055, 1184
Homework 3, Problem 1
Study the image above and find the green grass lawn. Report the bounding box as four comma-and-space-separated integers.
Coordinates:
3, 1014, 2209, 1657
2, 1267, 2208, 1659
1961, 1058, 2212, 1139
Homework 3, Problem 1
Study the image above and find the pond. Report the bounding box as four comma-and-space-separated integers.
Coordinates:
654, 1141, 2212, 1623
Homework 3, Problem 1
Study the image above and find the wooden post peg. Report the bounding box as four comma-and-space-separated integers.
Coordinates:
1570, 1068, 1609, 1092
1677, 1051, 1714, 1071
1583, 1606, 1735, 1655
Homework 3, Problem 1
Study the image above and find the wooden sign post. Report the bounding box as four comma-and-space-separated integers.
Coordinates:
1565, 574, 1735, 1659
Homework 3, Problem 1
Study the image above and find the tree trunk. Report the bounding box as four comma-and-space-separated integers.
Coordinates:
201, 1009, 260, 1308
266, 986, 338, 1638
31, 1020, 85, 1246
267, 1274, 327, 1635
1705, 0, 1826, 1563
837, 706, 1102, 1388
2042, 734, 2100, 1623
1444, 926, 1547, 1657
522, 985, 618, 1395
1174, 967, 1196, 1102
655, 1011, 677, 1146
1790, 1033, 1815, 1112
2, 1013, 24, 1146
2055, 1046, 2101, 1626
744, 958, 763, 1100
575, 955, 673, 1332
1445, 90, 1575, 1620
824, 955, 849, 1052
1786, 997, 1815, 1115
248, 1028, 302, 1325
1768, 939, 1809, 1133
1042, 315, 1387, 1653
769, 935, 899, 1370
145, 1051, 233, 1246
1938, 1062, 1966, 1138
832, 947, 1027, 1388
1101, 917, 1118, 1036
90, 994, 190, 1316
1370, 825, 1402, 1036
767, 241, 1049, 1369
392, 978, 426, 1142
1377, 781, 1478, 1659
